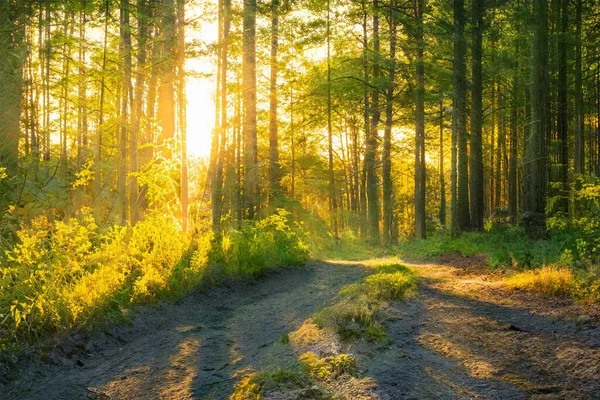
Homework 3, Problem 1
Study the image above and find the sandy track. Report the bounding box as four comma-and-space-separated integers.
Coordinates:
4, 262, 365, 400
4, 259, 600, 400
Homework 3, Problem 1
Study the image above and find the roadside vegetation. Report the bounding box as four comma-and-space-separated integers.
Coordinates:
0, 209, 309, 358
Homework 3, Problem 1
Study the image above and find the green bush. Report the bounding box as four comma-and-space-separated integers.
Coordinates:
207, 209, 310, 278
0, 209, 189, 347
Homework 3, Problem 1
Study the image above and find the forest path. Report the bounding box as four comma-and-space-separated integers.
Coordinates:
5, 259, 600, 400
358, 260, 600, 400
5, 261, 365, 400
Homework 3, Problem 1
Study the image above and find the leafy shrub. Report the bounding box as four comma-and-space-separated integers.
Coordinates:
0, 208, 311, 354
0, 210, 188, 348
207, 209, 310, 278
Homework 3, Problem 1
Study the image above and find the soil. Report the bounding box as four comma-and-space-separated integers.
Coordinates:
2, 258, 600, 400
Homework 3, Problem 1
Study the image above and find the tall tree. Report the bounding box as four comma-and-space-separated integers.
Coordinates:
469, 0, 484, 230
130, 0, 148, 224
556, 0, 568, 215
177, 0, 188, 231
119, 0, 132, 224
0, 0, 25, 180
414, 0, 426, 239
268, 0, 282, 203
524, 0, 548, 238
452, 0, 469, 232
383, 0, 397, 244
327, 0, 338, 237
243, 0, 258, 219
573, 0, 584, 176
439, 97, 446, 227
366, 0, 381, 242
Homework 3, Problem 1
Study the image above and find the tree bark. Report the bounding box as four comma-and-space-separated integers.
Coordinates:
327, 0, 338, 238
524, 0, 548, 238
383, 0, 397, 244
469, 0, 484, 230
0, 0, 25, 179
556, 0, 568, 215
366, 0, 381, 243
119, 0, 132, 224
243, 0, 258, 219
452, 0, 469, 233
414, 0, 426, 239
268, 0, 281, 204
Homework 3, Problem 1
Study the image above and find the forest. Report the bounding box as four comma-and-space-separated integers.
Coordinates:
1, 0, 600, 398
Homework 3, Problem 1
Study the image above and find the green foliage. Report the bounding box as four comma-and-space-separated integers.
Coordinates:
0, 209, 190, 348
231, 367, 322, 400
0, 209, 312, 352
314, 263, 417, 341
207, 210, 310, 278
300, 352, 357, 380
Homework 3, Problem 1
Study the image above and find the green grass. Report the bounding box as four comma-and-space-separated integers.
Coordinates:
314, 263, 418, 341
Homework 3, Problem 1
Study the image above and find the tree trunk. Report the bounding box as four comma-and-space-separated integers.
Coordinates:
383, 0, 397, 244
360, 0, 369, 238
268, 0, 281, 204
119, 0, 132, 224
366, 0, 381, 243
158, 0, 176, 147
0, 0, 25, 179
130, 0, 147, 224
469, 0, 484, 231
95, 0, 110, 200
452, 0, 469, 233
524, 0, 548, 239
327, 0, 338, 238
243, 0, 258, 219
439, 97, 446, 227
574, 0, 583, 176
509, 38, 519, 224
177, 0, 188, 232
556, 0, 568, 215
414, 0, 426, 239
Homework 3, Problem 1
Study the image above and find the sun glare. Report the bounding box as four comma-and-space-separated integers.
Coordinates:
185, 3, 218, 159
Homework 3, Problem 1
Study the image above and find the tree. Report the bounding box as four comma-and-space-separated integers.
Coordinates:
523, 0, 548, 238
243, 0, 258, 219
269, 0, 282, 203
366, 0, 381, 243
0, 0, 25, 180
414, 0, 426, 239
383, 0, 397, 244
327, 0, 338, 238
452, 0, 469, 233
469, 0, 484, 231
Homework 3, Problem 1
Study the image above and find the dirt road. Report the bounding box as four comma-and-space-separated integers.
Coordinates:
3, 259, 600, 399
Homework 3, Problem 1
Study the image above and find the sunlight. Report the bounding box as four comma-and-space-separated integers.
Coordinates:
185, 1, 218, 159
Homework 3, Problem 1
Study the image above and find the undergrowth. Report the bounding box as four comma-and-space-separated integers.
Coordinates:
398, 224, 600, 304
0, 209, 309, 356
230, 367, 328, 400
314, 263, 417, 341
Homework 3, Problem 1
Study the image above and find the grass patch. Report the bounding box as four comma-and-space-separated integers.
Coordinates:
300, 352, 357, 380
314, 263, 417, 341
230, 367, 328, 400
507, 266, 576, 296
507, 266, 600, 304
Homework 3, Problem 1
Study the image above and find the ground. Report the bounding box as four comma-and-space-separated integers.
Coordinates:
3, 258, 600, 399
